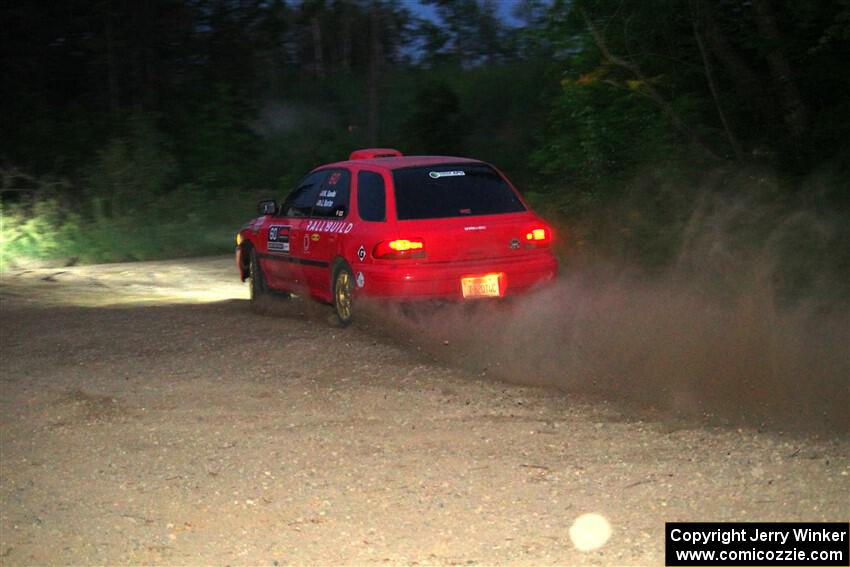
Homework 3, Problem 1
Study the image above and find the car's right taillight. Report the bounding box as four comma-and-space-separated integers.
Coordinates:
373, 238, 426, 259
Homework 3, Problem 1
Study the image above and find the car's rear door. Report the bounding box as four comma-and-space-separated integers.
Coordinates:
301, 168, 352, 297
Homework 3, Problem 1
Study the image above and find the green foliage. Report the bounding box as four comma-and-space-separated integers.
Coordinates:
1, 200, 75, 267
420, 0, 508, 63
404, 80, 466, 155
456, 59, 556, 185
85, 117, 177, 218
532, 79, 681, 200
173, 84, 261, 189
1, 200, 255, 269
1, 173, 257, 270
2, 0, 848, 296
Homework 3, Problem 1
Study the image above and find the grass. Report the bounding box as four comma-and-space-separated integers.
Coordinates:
1, 193, 258, 271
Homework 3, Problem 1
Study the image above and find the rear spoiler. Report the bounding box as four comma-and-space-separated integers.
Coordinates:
349, 148, 403, 160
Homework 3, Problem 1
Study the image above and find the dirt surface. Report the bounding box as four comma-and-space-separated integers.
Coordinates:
1, 256, 848, 565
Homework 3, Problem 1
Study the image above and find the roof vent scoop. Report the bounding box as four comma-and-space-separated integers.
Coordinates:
349, 148, 403, 160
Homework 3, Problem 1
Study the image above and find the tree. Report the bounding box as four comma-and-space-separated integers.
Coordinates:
420, 0, 508, 64
405, 80, 466, 155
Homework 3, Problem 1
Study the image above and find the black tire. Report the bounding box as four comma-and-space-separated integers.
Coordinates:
248, 249, 268, 309
332, 262, 354, 327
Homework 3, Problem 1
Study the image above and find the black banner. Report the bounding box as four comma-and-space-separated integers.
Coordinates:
666, 522, 849, 566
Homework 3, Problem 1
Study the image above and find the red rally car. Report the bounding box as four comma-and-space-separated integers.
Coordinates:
236, 148, 558, 325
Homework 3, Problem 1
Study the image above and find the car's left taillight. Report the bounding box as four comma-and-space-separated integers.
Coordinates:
373, 238, 426, 259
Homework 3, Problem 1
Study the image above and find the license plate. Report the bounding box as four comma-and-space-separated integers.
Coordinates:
461, 273, 502, 299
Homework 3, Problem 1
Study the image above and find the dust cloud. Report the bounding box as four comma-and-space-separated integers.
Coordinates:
370, 175, 850, 434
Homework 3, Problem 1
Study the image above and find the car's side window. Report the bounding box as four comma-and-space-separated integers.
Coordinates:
280, 171, 327, 217
357, 170, 386, 222
311, 169, 351, 219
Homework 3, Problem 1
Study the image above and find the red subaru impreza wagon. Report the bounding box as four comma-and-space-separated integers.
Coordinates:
236, 148, 558, 325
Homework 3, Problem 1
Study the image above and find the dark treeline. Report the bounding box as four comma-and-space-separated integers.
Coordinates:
2, 0, 849, 293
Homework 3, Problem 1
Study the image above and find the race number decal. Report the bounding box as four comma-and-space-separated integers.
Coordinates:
267, 225, 291, 253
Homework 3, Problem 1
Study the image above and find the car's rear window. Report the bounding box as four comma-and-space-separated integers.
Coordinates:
392, 164, 526, 220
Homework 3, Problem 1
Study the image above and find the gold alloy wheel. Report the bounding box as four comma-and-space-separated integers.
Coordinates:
335, 269, 353, 323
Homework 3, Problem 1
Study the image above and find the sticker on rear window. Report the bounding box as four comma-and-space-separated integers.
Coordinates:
429, 170, 465, 179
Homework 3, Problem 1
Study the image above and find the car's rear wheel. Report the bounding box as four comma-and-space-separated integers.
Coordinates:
332, 262, 354, 327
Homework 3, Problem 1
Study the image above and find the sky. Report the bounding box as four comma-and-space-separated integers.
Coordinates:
403, 0, 524, 27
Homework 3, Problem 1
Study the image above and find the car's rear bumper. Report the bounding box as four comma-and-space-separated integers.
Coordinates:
356, 252, 558, 301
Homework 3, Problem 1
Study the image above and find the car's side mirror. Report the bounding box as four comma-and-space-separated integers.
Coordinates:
257, 199, 277, 216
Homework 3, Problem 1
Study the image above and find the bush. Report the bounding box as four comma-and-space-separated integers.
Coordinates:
1, 179, 258, 270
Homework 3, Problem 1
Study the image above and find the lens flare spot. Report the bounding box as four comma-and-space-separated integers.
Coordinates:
569, 513, 612, 551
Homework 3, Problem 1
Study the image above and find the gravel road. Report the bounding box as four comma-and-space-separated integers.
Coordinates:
1, 256, 847, 565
